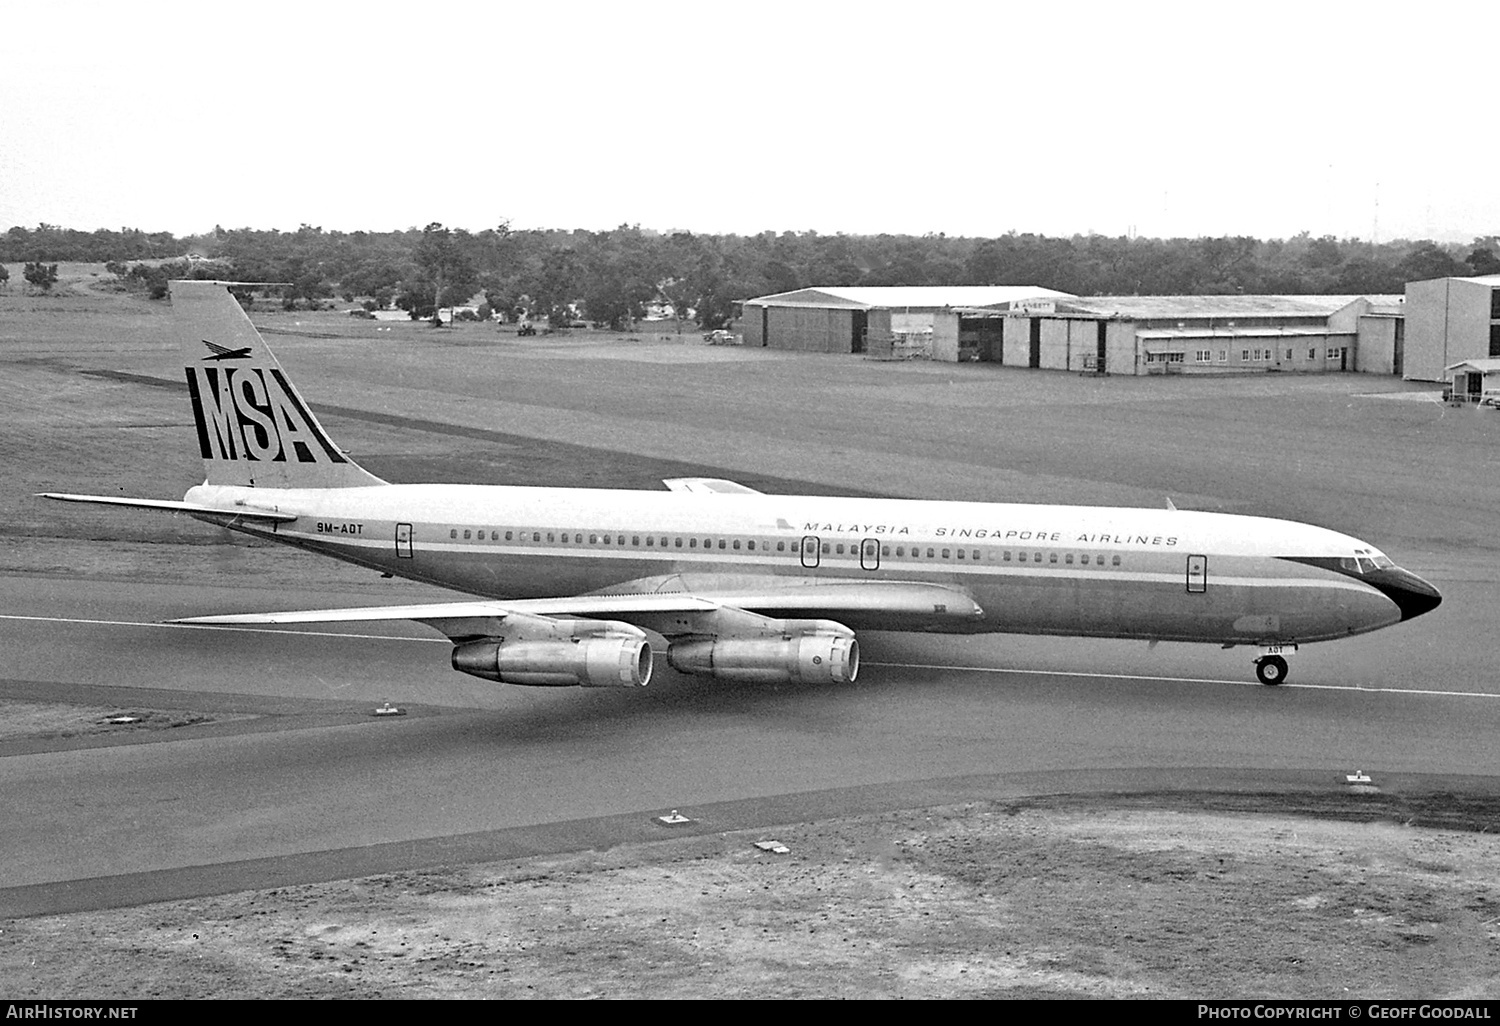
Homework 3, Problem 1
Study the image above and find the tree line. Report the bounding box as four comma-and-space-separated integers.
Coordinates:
5, 221, 1500, 328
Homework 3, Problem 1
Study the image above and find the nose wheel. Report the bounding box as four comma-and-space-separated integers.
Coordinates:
1254, 654, 1289, 685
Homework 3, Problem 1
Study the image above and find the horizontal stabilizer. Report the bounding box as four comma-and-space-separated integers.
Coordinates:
661, 478, 763, 495
40, 493, 297, 523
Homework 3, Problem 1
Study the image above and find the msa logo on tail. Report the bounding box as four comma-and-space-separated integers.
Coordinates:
185, 364, 347, 465
170, 280, 387, 489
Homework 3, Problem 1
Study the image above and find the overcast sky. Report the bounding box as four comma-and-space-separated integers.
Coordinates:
2, 0, 1496, 242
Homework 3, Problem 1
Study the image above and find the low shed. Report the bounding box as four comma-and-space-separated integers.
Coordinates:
1444, 358, 1500, 402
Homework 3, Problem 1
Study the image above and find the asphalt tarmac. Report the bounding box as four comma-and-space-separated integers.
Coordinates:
4, 303, 1498, 918
3, 570, 1498, 917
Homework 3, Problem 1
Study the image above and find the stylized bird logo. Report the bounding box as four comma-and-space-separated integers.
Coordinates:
202, 339, 252, 360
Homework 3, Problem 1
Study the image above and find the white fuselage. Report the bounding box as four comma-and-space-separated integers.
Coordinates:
185, 482, 1406, 646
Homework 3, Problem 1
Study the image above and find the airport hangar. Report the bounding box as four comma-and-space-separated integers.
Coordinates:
737, 285, 1075, 359
1402, 272, 1500, 383
740, 286, 1406, 375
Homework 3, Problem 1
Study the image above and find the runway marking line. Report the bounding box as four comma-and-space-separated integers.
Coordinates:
5, 614, 1497, 700
867, 660, 1500, 700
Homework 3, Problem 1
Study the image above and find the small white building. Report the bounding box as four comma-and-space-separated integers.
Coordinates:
1443, 357, 1500, 403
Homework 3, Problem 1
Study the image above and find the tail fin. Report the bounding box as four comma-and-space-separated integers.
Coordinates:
171, 280, 386, 489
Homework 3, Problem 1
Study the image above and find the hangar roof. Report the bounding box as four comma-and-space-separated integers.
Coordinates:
1416, 274, 1500, 286
1055, 295, 1397, 319
743, 285, 1075, 310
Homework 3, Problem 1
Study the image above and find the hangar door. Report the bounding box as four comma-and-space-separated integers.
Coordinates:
960, 314, 1004, 362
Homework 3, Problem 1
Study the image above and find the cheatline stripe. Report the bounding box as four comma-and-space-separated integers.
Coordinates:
2, 614, 1495, 699
268, 535, 1377, 592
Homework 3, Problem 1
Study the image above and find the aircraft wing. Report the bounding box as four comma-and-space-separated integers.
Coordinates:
172, 593, 721, 626
40, 493, 298, 523
172, 577, 984, 635
661, 477, 763, 494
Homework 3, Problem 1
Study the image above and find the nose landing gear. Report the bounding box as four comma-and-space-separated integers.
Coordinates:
1253, 645, 1296, 686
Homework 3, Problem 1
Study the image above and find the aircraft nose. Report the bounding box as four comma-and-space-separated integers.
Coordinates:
1367, 567, 1442, 622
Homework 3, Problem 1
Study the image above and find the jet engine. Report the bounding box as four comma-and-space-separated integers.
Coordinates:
667, 628, 858, 684
451, 619, 652, 687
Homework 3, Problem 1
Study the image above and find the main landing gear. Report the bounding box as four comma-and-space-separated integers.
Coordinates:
1253, 645, 1296, 686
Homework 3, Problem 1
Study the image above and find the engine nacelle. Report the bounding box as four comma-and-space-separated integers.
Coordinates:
667, 632, 858, 684
452, 635, 652, 688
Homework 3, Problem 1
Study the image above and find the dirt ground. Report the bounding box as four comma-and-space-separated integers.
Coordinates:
0, 698, 217, 741
3, 795, 1498, 999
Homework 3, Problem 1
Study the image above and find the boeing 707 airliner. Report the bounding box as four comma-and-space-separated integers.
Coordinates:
44, 281, 1441, 688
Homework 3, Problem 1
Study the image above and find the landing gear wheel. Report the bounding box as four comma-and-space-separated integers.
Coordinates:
1255, 655, 1289, 686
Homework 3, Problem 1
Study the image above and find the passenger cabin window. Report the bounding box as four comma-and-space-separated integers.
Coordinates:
450, 529, 458, 539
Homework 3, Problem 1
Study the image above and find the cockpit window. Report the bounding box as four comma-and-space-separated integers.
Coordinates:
1336, 549, 1396, 575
